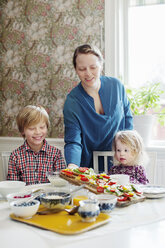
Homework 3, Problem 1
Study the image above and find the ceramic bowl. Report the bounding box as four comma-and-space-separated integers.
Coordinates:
7, 191, 32, 203
95, 194, 117, 213
0, 181, 26, 198
10, 199, 40, 219
78, 199, 100, 222
46, 171, 69, 187
40, 191, 71, 209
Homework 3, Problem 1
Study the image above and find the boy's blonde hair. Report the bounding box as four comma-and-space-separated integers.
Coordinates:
16, 105, 50, 138
112, 130, 148, 166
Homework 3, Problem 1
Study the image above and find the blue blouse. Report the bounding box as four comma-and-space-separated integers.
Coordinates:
63, 76, 133, 169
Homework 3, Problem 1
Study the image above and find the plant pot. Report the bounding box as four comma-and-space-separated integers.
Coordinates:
133, 115, 154, 146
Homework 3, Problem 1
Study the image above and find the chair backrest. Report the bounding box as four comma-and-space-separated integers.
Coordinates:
145, 152, 157, 184
93, 151, 114, 174
0, 151, 11, 181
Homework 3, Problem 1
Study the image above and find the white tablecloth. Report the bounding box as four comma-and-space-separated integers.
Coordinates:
1, 184, 165, 248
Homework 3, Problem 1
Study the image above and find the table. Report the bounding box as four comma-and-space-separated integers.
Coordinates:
1, 186, 165, 248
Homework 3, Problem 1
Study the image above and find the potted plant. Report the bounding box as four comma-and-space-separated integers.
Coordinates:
126, 82, 165, 145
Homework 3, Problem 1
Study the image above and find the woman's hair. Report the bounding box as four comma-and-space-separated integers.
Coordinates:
16, 105, 50, 138
112, 130, 148, 166
73, 44, 104, 69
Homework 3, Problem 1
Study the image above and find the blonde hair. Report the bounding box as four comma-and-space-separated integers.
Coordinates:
16, 105, 50, 138
112, 130, 148, 166
73, 44, 104, 69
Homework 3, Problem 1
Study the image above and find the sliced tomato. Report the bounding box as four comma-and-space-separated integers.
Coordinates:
80, 177, 89, 182
79, 167, 88, 173
97, 186, 104, 193
102, 175, 110, 179
96, 174, 103, 179
117, 196, 129, 202
64, 171, 74, 176
110, 189, 116, 193
108, 181, 116, 185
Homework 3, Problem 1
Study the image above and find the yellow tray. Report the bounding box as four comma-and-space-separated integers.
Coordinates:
10, 206, 110, 235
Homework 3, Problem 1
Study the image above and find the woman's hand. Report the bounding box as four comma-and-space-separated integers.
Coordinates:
67, 163, 79, 169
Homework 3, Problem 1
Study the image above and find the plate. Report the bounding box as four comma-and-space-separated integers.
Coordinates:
140, 185, 165, 198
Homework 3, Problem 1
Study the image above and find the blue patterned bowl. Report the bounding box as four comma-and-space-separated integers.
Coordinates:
40, 192, 71, 209
96, 194, 117, 213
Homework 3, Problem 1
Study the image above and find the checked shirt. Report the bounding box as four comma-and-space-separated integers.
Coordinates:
7, 139, 66, 185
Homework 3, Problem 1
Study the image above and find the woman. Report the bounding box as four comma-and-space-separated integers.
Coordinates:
63, 44, 133, 170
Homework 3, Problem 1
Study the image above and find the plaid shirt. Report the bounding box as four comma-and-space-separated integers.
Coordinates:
7, 139, 66, 185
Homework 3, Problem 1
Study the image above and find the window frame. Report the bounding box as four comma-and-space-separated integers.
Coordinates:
104, 0, 165, 146
105, 0, 129, 84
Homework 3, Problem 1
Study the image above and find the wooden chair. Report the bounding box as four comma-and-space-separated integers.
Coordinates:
93, 151, 114, 174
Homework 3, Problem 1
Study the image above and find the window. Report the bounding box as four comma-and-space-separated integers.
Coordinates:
128, 4, 165, 91
105, 0, 165, 144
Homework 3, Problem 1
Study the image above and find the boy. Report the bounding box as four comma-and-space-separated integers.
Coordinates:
7, 105, 66, 185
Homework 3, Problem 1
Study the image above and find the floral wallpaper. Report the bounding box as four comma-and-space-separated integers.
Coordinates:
0, 0, 105, 138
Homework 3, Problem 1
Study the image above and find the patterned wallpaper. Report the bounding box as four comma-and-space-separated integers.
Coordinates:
0, 0, 105, 138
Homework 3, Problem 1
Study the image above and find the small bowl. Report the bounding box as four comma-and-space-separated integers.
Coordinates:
40, 191, 71, 209
95, 194, 117, 213
7, 191, 32, 203
46, 171, 68, 187
10, 199, 40, 219
78, 199, 100, 222
0, 181, 26, 198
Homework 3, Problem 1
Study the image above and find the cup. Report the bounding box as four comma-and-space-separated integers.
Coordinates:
110, 174, 130, 185
72, 189, 89, 206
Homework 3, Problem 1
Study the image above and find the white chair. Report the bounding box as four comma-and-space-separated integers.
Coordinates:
0, 151, 11, 181
145, 152, 157, 184
93, 151, 114, 174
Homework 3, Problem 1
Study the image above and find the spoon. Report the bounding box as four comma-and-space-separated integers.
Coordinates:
37, 205, 79, 215
63, 184, 85, 197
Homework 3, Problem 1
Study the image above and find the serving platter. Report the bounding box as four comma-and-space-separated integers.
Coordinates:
10, 205, 110, 235
140, 185, 165, 198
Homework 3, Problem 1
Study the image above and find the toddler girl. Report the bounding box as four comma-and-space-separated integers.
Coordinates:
109, 130, 149, 184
